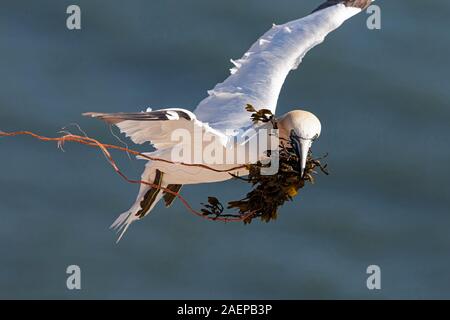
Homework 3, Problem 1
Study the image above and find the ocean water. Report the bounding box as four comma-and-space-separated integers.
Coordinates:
0, 0, 449, 299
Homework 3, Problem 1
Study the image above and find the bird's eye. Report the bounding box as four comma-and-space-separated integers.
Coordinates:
312, 134, 319, 141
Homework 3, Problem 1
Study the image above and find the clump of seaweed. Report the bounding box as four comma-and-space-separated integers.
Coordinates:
201, 105, 329, 224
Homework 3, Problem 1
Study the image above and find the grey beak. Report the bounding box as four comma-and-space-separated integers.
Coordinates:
291, 135, 312, 178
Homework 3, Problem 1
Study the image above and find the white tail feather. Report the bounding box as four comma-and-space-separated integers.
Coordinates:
110, 190, 164, 243
110, 211, 132, 230
110, 209, 139, 243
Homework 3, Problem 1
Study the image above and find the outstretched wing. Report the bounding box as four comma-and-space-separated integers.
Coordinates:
83, 108, 228, 150
194, 0, 372, 131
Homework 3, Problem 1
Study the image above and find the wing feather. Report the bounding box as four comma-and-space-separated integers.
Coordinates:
194, 0, 372, 131
83, 108, 227, 149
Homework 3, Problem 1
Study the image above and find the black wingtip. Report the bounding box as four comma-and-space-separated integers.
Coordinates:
312, 0, 372, 13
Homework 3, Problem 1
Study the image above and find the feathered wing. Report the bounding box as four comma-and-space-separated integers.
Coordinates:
84, 108, 230, 242
83, 108, 228, 151
194, 0, 372, 131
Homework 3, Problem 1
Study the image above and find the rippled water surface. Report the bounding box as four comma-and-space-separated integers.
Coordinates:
0, 1, 449, 298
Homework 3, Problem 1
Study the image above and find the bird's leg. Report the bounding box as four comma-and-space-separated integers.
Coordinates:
163, 184, 183, 207
136, 169, 164, 218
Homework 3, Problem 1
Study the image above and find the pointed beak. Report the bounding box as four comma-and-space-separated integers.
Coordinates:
291, 136, 312, 178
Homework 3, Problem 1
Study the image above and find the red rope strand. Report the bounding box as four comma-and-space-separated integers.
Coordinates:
0, 130, 254, 222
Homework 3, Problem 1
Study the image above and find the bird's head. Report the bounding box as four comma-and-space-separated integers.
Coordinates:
278, 110, 321, 177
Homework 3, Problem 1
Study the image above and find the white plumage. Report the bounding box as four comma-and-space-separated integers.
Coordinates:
194, 3, 365, 131
84, 0, 372, 241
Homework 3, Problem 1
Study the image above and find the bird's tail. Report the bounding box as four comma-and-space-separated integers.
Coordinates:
111, 168, 165, 242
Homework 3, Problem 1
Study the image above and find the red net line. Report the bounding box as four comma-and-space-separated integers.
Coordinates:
0, 130, 254, 222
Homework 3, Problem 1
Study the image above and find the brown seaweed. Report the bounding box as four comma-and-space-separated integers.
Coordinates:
201, 106, 329, 224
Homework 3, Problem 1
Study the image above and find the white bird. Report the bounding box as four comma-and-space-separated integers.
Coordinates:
84, 0, 372, 240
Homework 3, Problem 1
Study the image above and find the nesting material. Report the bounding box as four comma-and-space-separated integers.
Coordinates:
201, 106, 329, 224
